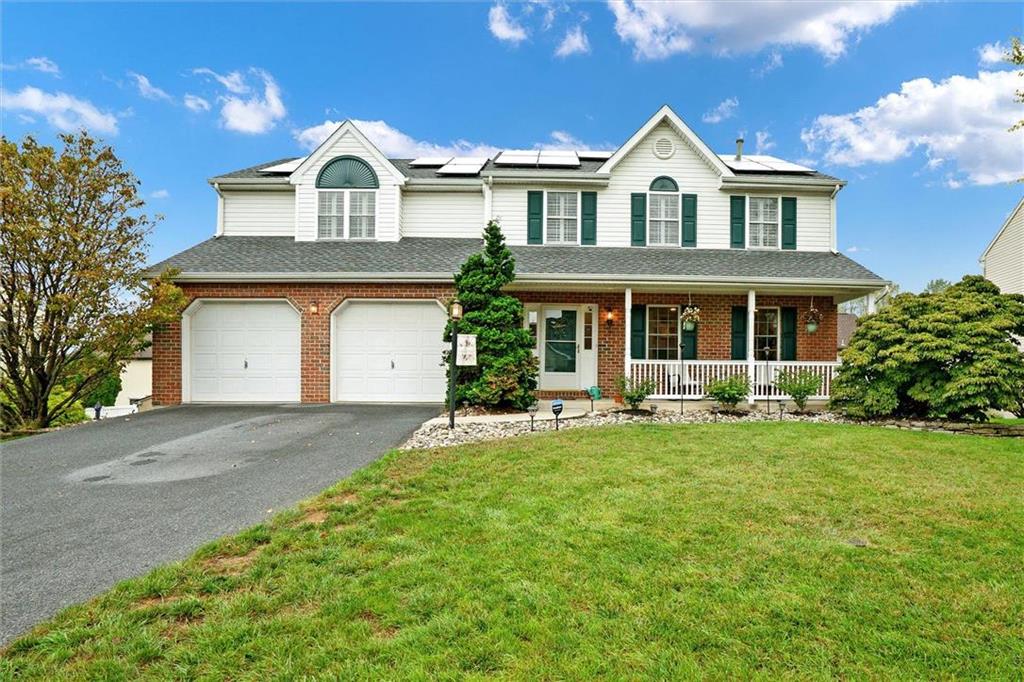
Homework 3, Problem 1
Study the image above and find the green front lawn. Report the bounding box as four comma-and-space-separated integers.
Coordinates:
4, 424, 1023, 679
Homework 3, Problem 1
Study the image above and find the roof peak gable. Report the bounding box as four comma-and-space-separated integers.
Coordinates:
289, 120, 406, 185
598, 105, 734, 177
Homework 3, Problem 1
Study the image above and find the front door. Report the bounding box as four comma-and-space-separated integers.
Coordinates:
541, 308, 579, 390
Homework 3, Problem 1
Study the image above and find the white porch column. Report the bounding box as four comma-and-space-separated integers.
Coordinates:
624, 288, 632, 380
747, 289, 756, 405
867, 290, 877, 315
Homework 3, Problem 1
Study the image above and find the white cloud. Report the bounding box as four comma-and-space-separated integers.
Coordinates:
2, 56, 60, 76
555, 25, 591, 57
702, 96, 738, 124
608, 0, 914, 61
753, 49, 784, 77
127, 72, 172, 102
801, 70, 1023, 186
489, 3, 528, 44
192, 67, 250, 94
535, 130, 584, 150
195, 68, 286, 134
294, 119, 500, 157
1, 86, 118, 135
977, 41, 1006, 66
150, 189, 170, 199
845, 245, 868, 253
754, 130, 776, 154
183, 94, 210, 112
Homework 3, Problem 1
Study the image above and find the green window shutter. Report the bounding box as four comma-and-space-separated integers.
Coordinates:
527, 191, 543, 244
630, 304, 646, 359
781, 197, 797, 250
780, 307, 797, 360
581, 191, 597, 245
730, 306, 747, 360
730, 196, 745, 249
630, 193, 646, 246
681, 193, 697, 247
681, 328, 697, 360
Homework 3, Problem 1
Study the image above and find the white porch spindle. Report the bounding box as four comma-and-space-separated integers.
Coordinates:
746, 289, 756, 405
631, 359, 839, 401
624, 288, 632, 380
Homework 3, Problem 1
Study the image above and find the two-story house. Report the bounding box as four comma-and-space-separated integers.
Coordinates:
981, 197, 1024, 295
148, 106, 886, 405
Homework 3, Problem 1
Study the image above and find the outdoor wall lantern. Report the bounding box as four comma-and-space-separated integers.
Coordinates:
605, 310, 614, 325
309, 302, 319, 315
450, 300, 464, 320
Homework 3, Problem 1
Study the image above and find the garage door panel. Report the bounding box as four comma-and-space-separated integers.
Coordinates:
189, 301, 300, 402
335, 301, 445, 402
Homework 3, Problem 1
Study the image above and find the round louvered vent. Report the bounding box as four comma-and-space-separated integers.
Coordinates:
653, 137, 675, 159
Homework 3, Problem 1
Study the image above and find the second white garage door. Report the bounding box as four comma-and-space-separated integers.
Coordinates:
334, 301, 446, 402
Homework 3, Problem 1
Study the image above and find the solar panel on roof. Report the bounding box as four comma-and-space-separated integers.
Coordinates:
260, 157, 306, 173
495, 150, 540, 165
537, 150, 580, 167
719, 154, 815, 173
577, 150, 614, 160
410, 156, 453, 167
746, 155, 814, 172
436, 158, 486, 175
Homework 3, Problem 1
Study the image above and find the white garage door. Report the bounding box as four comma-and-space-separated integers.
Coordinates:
335, 301, 446, 402
189, 301, 300, 402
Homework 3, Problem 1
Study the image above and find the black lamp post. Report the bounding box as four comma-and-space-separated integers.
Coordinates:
447, 300, 463, 430
762, 343, 772, 415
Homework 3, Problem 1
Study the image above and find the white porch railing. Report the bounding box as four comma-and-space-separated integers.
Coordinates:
630, 359, 840, 401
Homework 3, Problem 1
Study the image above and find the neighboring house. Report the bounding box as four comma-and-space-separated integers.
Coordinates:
147, 106, 886, 405
980, 197, 1024, 295
837, 312, 858, 356
114, 337, 152, 407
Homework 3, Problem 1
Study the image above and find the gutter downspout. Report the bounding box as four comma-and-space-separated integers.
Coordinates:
829, 183, 841, 253
483, 176, 493, 225
214, 182, 225, 237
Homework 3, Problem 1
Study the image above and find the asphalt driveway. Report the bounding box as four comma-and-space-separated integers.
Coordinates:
0, 403, 438, 645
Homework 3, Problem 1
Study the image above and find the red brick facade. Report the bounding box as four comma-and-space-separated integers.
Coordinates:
153, 282, 837, 405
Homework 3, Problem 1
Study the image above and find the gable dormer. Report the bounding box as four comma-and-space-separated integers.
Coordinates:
290, 121, 407, 242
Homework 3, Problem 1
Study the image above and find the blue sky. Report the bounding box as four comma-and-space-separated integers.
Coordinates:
2, 1, 1021, 291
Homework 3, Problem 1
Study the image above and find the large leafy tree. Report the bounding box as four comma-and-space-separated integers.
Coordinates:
446, 220, 537, 410
831, 276, 1024, 421
1, 133, 183, 430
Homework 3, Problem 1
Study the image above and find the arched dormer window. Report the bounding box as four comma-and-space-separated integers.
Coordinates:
316, 156, 378, 239
647, 176, 680, 245
649, 176, 678, 192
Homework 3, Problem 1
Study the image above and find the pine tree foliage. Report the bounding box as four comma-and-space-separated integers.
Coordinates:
446, 221, 538, 410
831, 276, 1024, 421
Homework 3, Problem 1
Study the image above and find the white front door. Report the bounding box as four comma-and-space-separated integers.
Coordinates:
540, 307, 580, 391
334, 301, 446, 402
189, 301, 301, 402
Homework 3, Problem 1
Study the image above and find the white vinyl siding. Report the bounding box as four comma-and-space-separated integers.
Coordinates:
749, 197, 779, 248
400, 191, 485, 238
983, 202, 1024, 295
648, 193, 679, 246
546, 191, 578, 244
220, 190, 295, 236
294, 130, 398, 242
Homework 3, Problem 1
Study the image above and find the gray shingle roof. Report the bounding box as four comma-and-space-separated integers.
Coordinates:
214, 158, 301, 179
149, 237, 884, 285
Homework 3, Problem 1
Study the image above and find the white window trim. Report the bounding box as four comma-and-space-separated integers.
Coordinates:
542, 190, 581, 245
646, 304, 681, 361
753, 306, 782, 361
646, 191, 682, 248
746, 195, 782, 250
316, 188, 378, 241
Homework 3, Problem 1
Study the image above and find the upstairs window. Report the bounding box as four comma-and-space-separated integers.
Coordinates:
648, 193, 680, 246
316, 156, 378, 240
749, 197, 779, 248
546, 191, 579, 244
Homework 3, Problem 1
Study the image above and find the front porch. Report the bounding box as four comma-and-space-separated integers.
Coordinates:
630, 359, 839, 401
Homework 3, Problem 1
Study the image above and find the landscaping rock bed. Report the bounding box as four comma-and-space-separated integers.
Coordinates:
401, 408, 844, 450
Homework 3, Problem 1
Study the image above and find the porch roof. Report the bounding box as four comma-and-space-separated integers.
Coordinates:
149, 236, 885, 289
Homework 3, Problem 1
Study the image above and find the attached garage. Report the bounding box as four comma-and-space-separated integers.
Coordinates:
333, 300, 446, 403
187, 300, 301, 402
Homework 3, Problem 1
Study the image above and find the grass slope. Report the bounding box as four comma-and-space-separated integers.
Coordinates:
4, 423, 1023, 679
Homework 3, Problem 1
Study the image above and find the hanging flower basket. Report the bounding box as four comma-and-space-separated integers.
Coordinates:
804, 305, 823, 334
680, 305, 701, 331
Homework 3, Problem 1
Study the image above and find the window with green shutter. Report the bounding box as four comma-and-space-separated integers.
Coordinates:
730, 306, 747, 360
527, 191, 543, 244
630, 194, 646, 246
781, 197, 797, 250
681, 193, 697, 247
780, 307, 797, 360
581, 191, 597, 245
730, 196, 745, 249
630, 304, 646, 359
